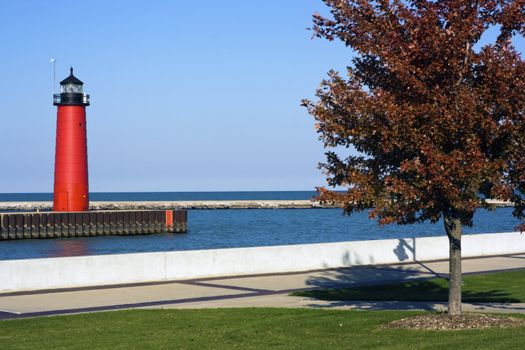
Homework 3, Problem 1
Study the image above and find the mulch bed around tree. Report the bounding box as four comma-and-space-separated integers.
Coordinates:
386, 313, 525, 330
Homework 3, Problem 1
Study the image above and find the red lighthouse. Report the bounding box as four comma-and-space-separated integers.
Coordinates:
53, 67, 90, 212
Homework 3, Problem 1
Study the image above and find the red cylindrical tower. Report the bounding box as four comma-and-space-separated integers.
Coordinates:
53, 67, 90, 211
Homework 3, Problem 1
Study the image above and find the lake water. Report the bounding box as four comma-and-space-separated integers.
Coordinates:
0, 192, 521, 260
0, 191, 319, 202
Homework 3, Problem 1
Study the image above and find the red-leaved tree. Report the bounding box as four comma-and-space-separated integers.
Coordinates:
303, 0, 525, 315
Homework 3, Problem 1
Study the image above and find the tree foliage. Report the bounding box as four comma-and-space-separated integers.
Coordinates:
303, 0, 525, 227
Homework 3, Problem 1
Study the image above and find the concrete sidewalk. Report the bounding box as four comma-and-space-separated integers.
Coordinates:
1, 253, 524, 319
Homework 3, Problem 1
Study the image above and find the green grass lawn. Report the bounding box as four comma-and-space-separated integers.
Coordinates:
293, 269, 525, 303
0, 309, 524, 350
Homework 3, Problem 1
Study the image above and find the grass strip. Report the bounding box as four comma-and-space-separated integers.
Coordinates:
0, 309, 524, 349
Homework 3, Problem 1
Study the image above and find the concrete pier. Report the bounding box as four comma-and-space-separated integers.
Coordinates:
0, 209, 187, 241
0, 199, 513, 212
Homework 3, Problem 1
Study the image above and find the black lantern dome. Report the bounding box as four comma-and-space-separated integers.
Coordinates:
53, 67, 90, 106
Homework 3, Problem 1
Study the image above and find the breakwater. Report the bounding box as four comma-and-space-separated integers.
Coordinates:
0, 200, 332, 211
0, 199, 512, 212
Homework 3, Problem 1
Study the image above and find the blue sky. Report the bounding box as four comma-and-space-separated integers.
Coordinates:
0, 1, 523, 193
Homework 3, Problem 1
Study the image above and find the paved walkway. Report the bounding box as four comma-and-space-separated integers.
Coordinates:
1, 254, 524, 320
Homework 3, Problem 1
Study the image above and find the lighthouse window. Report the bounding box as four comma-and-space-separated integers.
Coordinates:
79, 123, 83, 127
61, 83, 83, 94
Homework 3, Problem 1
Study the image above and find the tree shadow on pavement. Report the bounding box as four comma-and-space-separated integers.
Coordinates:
290, 240, 521, 310
291, 265, 441, 310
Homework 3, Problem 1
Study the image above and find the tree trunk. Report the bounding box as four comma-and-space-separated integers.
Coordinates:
444, 215, 462, 316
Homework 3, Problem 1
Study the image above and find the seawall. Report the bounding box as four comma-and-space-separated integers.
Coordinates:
0, 210, 187, 240
1, 231, 523, 293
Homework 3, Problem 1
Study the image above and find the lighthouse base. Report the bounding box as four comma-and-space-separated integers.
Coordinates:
0, 210, 187, 240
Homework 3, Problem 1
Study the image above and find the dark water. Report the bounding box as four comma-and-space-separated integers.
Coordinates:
0, 206, 521, 261
0, 191, 318, 202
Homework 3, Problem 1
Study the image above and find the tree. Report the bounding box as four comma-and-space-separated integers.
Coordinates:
303, 0, 525, 316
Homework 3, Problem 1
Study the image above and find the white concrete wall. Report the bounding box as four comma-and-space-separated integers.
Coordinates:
1, 232, 524, 292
